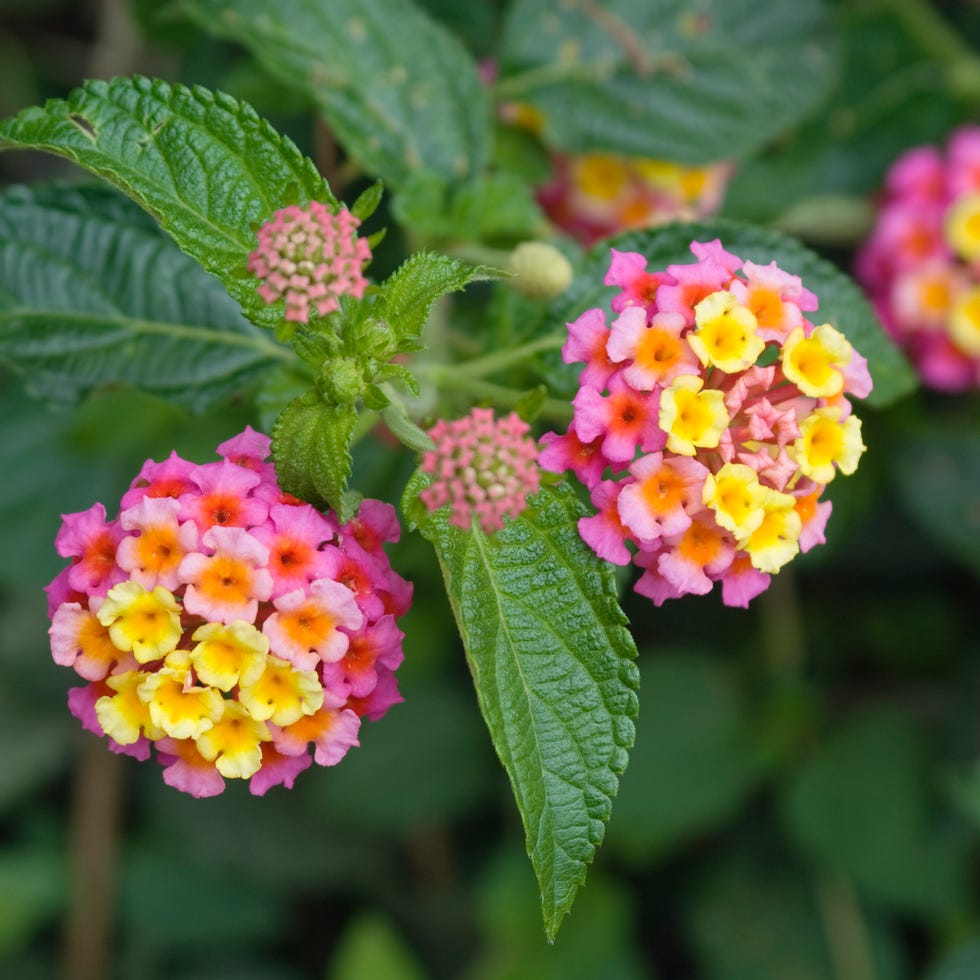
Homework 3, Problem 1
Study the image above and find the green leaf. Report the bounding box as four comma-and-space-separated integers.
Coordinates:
404, 475, 639, 940
781, 708, 968, 916
392, 170, 545, 244
330, 913, 427, 980
271, 394, 358, 519
926, 941, 980, 980
378, 251, 499, 348
547, 219, 916, 407
180, 0, 492, 188
0, 182, 291, 409
497, 0, 837, 164
0, 76, 333, 328
890, 403, 980, 578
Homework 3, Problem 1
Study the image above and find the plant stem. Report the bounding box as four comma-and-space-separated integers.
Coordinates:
882, 0, 980, 98
418, 368, 572, 422
816, 874, 877, 980
448, 333, 567, 378
758, 565, 805, 679
62, 739, 122, 980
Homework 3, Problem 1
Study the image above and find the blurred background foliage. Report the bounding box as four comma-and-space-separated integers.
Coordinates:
1, 0, 980, 978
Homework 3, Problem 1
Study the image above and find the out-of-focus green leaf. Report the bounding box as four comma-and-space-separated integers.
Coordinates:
0, 845, 66, 955
180, 0, 492, 188
0, 76, 332, 328
497, 0, 837, 164
688, 857, 907, 980
328, 913, 427, 980
926, 941, 980, 980
606, 652, 761, 861
311, 678, 496, 834
891, 405, 980, 578
0, 183, 289, 409
405, 475, 639, 940
392, 171, 545, 245
545, 220, 916, 407
782, 708, 968, 916
0, 716, 72, 815
465, 849, 646, 980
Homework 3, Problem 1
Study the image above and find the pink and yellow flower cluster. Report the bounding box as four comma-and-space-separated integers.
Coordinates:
857, 126, 980, 390
46, 427, 411, 797
540, 240, 872, 607
536, 152, 731, 247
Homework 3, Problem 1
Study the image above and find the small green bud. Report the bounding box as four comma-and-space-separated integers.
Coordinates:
356, 316, 394, 358
319, 356, 364, 404
508, 242, 573, 300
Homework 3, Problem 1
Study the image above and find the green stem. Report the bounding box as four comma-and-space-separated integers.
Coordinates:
882, 0, 980, 98
420, 368, 572, 423
815, 874, 877, 980
449, 333, 567, 378
378, 383, 436, 453
758, 566, 805, 679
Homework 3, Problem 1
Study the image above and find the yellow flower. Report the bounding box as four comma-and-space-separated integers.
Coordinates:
238, 655, 324, 727
742, 490, 802, 574
195, 701, 270, 780
189, 620, 269, 692
138, 664, 224, 741
95, 670, 163, 744
96, 580, 182, 664
702, 463, 769, 542
949, 285, 980, 356
945, 192, 980, 262
658, 375, 729, 456
781, 324, 853, 398
792, 408, 866, 484
689, 291, 765, 373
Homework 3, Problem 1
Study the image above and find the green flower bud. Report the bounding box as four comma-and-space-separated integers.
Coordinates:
319, 356, 365, 404
508, 242, 573, 300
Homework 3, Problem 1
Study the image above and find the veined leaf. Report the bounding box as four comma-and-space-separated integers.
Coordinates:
548, 219, 917, 408
404, 475, 639, 939
0, 75, 333, 327
0, 183, 291, 409
497, 0, 837, 164
180, 0, 493, 188
378, 251, 499, 348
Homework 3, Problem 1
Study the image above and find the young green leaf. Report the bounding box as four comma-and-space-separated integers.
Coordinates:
271, 395, 359, 521
378, 251, 500, 348
0, 76, 333, 328
404, 474, 639, 940
497, 0, 837, 164
0, 183, 290, 409
180, 0, 493, 188
547, 219, 917, 407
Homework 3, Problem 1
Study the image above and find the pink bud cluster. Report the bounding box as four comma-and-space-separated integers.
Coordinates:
420, 408, 541, 534
247, 202, 371, 323
540, 240, 872, 607
536, 152, 731, 247
857, 126, 980, 390
46, 427, 411, 798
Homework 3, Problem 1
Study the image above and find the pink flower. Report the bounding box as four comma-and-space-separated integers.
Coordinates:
420, 409, 541, 534
247, 202, 371, 322
541, 240, 872, 607
47, 430, 411, 797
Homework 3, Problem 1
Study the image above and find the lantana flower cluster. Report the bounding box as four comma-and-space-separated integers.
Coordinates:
247, 201, 371, 323
536, 152, 731, 247
46, 427, 411, 797
420, 408, 541, 534
540, 240, 872, 607
856, 125, 980, 390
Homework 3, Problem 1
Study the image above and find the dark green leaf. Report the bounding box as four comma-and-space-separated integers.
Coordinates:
890, 403, 980, 578
0, 76, 333, 327
0, 183, 290, 408
271, 394, 358, 519
497, 0, 837, 164
330, 913, 427, 980
404, 475, 639, 939
547, 219, 916, 407
180, 0, 492, 188
378, 251, 499, 348
392, 170, 545, 244
781, 708, 968, 916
